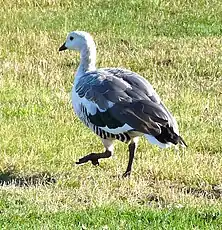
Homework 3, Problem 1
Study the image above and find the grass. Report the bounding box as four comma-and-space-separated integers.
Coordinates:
0, 0, 222, 228
0, 205, 222, 229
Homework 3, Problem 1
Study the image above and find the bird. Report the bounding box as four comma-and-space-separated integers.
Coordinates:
59, 31, 187, 177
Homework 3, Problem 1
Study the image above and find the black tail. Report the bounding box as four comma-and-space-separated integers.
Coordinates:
178, 135, 187, 147
155, 125, 187, 147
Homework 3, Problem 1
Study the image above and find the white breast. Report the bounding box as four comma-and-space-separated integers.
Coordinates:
71, 84, 98, 117
71, 86, 81, 116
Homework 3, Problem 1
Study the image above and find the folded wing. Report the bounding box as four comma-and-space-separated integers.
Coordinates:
75, 68, 178, 137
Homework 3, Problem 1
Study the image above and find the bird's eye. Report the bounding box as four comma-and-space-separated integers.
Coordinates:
70, 36, 74, 41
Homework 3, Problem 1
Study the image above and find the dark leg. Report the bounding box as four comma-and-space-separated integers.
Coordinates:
76, 139, 114, 166
76, 150, 112, 166
122, 137, 139, 177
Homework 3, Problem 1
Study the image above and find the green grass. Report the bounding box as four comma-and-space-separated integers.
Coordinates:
0, 205, 222, 229
0, 0, 222, 228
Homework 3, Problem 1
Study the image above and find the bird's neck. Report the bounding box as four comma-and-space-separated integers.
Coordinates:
76, 43, 97, 79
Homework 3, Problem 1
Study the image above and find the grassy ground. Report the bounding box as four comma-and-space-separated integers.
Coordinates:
0, 0, 222, 228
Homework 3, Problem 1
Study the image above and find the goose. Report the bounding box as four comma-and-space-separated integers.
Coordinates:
59, 31, 187, 177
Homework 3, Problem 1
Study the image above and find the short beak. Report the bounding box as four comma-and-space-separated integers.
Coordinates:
59, 43, 67, 51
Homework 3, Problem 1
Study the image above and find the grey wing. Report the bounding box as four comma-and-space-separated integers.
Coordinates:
104, 68, 179, 133
75, 70, 133, 110
75, 68, 178, 136
103, 68, 161, 103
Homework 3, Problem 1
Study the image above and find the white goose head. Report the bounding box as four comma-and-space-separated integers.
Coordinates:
59, 31, 97, 75
59, 31, 95, 52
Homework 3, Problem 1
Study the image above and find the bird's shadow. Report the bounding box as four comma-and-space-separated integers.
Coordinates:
0, 169, 56, 187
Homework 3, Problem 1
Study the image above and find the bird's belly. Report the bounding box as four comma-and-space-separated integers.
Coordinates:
92, 126, 133, 143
